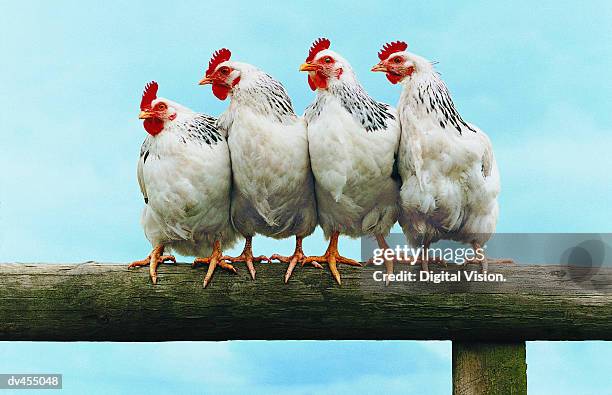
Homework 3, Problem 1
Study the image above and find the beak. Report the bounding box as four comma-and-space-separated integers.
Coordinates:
139, 110, 154, 119
299, 62, 318, 72
371, 63, 388, 73
199, 76, 214, 85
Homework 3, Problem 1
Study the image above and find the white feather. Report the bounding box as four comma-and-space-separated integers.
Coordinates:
305, 57, 401, 239
218, 65, 318, 240
138, 102, 238, 257
396, 59, 500, 247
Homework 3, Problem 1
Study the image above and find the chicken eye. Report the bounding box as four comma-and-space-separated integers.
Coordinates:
156, 103, 167, 111
324, 57, 332, 64
220, 66, 230, 75
393, 57, 402, 64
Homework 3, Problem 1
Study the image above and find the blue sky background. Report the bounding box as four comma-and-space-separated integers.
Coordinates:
0, 0, 611, 394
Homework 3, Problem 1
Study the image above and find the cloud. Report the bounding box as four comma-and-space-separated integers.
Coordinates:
418, 341, 451, 361
0, 2, 611, 395
214, 373, 439, 395
528, 341, 612, 395
496, 103, 612, 232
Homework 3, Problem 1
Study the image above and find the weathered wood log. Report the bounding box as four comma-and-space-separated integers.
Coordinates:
0, 262, 611, 341
453, 342, 527, 395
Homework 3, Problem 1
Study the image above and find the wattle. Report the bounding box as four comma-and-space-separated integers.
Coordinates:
308, 75, 316, 91
308, 72, 328, 90
143, 118, 163, 136
386, 73, 402, 84
212, 83, 232, 100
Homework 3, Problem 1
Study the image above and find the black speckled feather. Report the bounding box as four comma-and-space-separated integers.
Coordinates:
138, 113, 223, 206
305, 83, 395, 132
236, 73, 297, 123
411, 75, 477, 136
182, 114, 224, 145
140, 114, 223, 161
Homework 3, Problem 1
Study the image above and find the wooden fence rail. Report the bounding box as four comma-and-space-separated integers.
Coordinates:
1, 262, 611, 394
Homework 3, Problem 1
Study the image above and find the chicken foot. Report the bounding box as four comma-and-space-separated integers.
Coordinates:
303, 231, 361, 285
270, 236, 323, 283
223, 236, 267, 280
193, 240, 237, 288
128, 244, 176, 285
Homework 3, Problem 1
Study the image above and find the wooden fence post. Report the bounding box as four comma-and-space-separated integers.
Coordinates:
452, 341, 527, 395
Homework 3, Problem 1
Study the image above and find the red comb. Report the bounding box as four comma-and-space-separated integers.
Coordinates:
206, 48, 232, 77
140, 81, 158, 110
306, 38, 331, 62
378, 41, 408, 61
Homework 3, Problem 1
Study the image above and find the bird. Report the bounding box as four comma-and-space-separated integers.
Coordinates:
129, 81, 239, 287
198, 48, 319, 282
371, 41, 509, 272
299, 38, 401, 284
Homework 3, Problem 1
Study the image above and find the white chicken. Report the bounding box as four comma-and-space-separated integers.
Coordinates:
199, 49, 319, 282
300, 38, 401, 284
130, 81, 238, 286
372, 41, 504, 272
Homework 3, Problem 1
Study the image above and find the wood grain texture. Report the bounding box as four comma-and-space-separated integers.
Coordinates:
453, 342, 527, 395
0, 262, 611, 341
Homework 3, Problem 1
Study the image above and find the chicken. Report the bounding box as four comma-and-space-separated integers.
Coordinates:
198, 49, 319, 282
299, 38, 401, 284
129, 81, 238, 286
372, 41, 510, 272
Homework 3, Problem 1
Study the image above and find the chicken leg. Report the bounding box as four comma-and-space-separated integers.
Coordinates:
463, 242, 514, 273
372, 234, 399, 285
223, 236, 267, 280
365, 236, 416, 267
270, 236, 323, 283
192, 240, 237, 288
376, 234, 395, 275
128, 244, 176, 284
414, 242, 447, 272
303, 231, 362, 285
